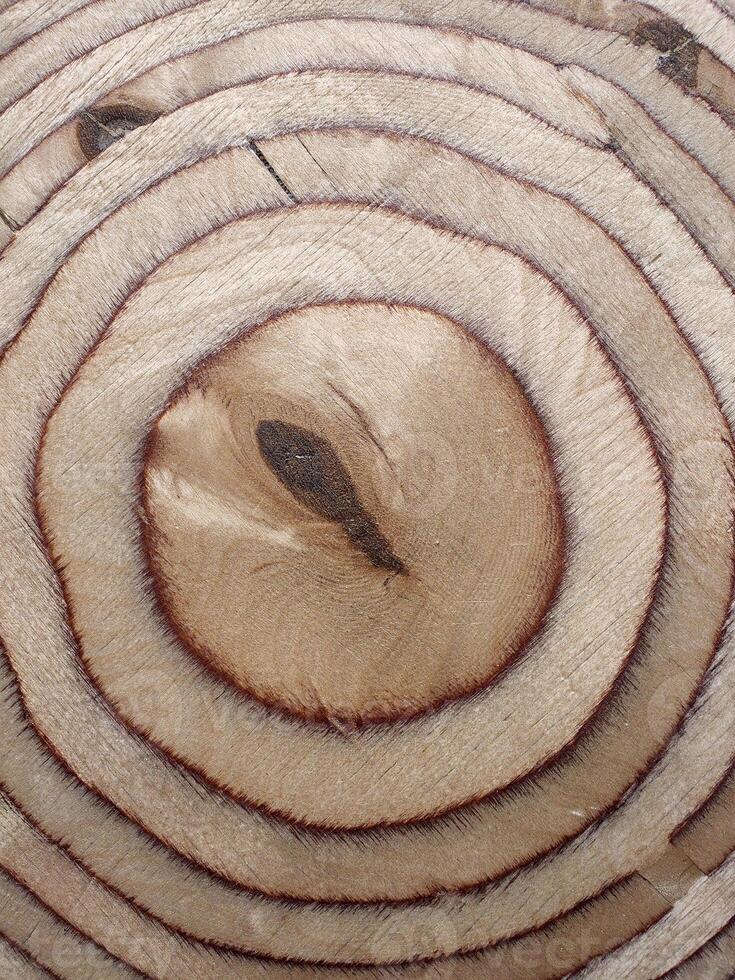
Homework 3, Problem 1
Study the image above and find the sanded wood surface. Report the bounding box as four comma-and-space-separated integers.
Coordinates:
0, 0, 734, 976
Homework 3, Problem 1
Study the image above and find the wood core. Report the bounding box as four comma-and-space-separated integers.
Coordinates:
142, 302, 563, 725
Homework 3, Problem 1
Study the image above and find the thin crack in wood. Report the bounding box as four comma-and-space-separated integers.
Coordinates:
0, 206, 19, 232
249, 141, 298, 202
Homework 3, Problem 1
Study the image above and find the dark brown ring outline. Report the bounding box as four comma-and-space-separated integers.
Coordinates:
0, 71, 732, 920
2, 118, 728, 908
7, 122, 732, 864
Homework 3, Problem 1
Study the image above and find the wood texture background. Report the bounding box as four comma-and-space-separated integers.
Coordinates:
0, 0, 734, 976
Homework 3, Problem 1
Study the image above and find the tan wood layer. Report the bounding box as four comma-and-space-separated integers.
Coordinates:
142, 303, 562, 725
673, 765, 735, 875
1, 1, 735, 220
35, 198, 663, 825
0, 124, 724, 904
0, 72, 716, 872
0, 934, 57, 980
0, 0, 733, 976
578, 853, 735, 978
660, 916, 735, 978
0, 867, 138, 980
0, 71, 732, 948
0, 782, 675, 978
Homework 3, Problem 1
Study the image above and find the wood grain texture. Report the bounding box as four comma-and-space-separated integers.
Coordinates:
0, 0, 733, 976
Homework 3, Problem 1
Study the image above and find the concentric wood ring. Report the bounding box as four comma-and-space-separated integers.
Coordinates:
142, 301, 564, 726
0, 1, 733, 976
